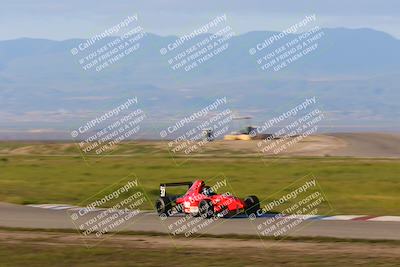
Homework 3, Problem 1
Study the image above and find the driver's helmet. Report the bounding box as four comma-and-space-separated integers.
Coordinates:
202, 185, 214, 196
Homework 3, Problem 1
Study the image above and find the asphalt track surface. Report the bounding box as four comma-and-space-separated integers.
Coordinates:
1, 203, 399, 240
328, 132, 400, 158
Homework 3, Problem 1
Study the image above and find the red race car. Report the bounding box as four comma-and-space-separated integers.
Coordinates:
155, 180, 260, 218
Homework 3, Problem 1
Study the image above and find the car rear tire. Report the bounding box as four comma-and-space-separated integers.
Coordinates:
155, 197, 172, 217
198, 200, 214, 218
245, 195, 260, 217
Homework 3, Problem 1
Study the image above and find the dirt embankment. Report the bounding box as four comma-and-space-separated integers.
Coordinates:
1, 230, 400, 257
1, 132, 399, 158
195, 132, 400, 158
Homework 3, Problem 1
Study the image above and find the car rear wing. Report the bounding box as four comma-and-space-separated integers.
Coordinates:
159, 182, 193, 197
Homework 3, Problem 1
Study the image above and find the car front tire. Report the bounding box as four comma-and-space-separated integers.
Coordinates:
245, 195, 260, 217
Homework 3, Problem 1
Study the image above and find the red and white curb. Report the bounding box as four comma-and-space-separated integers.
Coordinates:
27, 204, 79, 210
27, 204, 156, 215
27, 204, 122, 212
311, 215, 400, 222
26, 204, 400, 222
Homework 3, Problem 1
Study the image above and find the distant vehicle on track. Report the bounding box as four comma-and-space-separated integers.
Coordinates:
224, 116, 272, 141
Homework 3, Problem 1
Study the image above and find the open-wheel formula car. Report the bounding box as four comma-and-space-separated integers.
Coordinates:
155, 180, 260, 218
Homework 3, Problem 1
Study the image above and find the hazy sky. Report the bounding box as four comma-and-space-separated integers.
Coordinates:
1, 0, 399, 40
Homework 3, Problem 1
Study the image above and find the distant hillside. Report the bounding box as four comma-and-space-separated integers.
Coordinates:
0, 28, 399, 138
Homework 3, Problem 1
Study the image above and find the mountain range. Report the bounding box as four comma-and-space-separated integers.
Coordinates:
0, 27, 399, 139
